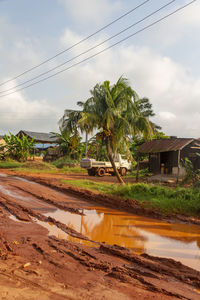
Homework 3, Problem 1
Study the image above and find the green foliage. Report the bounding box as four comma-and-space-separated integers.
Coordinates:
112, 183, 200, 216
1, 133, 35, 161
61, 179, 200, 216
181, 156, 200, 187
152, 131, 169, 140
52, 157, 78, 168
87, 135, 108, 161
61, 179, 113, 193
78, 76, 154, 183
0, 160, 22, 168
51, 129, 84, 160
128, 168, 152, 178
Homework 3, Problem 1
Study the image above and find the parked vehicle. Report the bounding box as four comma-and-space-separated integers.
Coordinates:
80, 154, 131, 177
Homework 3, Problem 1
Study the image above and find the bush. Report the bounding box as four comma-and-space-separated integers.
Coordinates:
112, 183, 200, 216
51, 157, 78, 168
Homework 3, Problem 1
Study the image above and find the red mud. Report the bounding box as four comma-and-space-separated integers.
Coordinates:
0, 170, 200, 299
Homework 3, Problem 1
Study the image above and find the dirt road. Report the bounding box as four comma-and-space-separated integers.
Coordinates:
0, 171, 200, 299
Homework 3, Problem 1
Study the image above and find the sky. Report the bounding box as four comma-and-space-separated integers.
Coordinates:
0, 0, 200, 137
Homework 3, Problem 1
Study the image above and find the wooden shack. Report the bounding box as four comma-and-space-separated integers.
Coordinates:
139, 138, 200, 176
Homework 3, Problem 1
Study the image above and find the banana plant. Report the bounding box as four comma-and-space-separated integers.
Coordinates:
2, 133, 35, 161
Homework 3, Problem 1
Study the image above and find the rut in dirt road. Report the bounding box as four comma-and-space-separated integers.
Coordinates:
0, 173, 200, 299
0, 173, 200, 272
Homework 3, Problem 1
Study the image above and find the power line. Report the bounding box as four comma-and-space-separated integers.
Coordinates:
0, 0, 176, 95
0, 0, 151, 87
0, 0, 197, 99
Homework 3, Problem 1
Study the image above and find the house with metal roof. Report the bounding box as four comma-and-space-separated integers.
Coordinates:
16, 130, 58, 149
139, 138, 200, 176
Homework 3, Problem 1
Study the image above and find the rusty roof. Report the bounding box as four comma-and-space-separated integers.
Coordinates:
139, 138, 194, 153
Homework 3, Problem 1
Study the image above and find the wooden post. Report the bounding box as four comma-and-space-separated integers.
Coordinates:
177, 150, 180, 183
136, 153, 140, 183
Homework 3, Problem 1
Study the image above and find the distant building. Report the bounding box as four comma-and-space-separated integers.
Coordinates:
16, 130, 58, 149
139, 137, 200, 176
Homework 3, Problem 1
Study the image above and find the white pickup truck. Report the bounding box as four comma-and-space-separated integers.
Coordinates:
80, 154, 131, 177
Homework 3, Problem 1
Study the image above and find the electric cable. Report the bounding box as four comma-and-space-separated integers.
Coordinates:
0, 0, 151, 87
0, 0, 197, 98
0, 0, 176, 94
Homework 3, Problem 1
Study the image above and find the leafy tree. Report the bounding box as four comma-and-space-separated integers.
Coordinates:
79, 77, 153, 184
181, 155, 200, 187
2, 133, 35, 161
51, 129, 84, 160
152, 131, 169, 140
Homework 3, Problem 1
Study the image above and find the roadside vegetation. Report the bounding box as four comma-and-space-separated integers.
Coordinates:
0, 76, 199, 218
62, 179, 200, 217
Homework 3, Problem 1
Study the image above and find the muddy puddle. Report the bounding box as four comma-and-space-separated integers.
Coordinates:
2, 174, 200, 272
35, 205, 200, 271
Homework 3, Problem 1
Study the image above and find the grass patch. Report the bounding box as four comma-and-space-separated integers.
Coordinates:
111, 183, 200, 216
51, 157, 78, 168
0, 160, 23, 168
61, 179, 200, 217
61, 179, 113, 193
0, 159, 86, 174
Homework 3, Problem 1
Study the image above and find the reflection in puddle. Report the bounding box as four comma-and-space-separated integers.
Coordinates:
0, 173, 8, 178
41, 206, 200, 271
33, 218, 96, 248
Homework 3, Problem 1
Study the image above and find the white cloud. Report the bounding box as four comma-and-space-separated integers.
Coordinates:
59, 0, 121, 26
138, 1, 200, 49
1, 1, 200, 139
58, 28, 200, 138
0, 85, 60, 134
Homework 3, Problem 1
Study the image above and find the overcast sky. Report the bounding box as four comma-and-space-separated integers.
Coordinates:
0, 0, 199, 137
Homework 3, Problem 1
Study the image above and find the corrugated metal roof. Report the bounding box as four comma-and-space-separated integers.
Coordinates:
17, 130, 58, 143
139, 138, 194, 153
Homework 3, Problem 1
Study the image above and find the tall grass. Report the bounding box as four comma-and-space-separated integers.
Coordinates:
112, 183, 200, 216
61, 179, 200, 217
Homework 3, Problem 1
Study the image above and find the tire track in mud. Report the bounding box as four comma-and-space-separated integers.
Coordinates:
10, 182, 83, 215
1, 177, 200, 298
28, 236, 194, 299
1, 192, 199, 299
0, 192, 95, 242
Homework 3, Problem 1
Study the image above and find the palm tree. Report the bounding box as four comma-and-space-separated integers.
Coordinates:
79, 76, 153, 184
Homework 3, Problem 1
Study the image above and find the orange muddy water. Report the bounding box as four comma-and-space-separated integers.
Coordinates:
1, 172, 200, 272
39, 205, 200, 271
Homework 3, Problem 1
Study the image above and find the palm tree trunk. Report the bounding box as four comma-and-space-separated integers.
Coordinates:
85, 130, 88, 157
106, 138, 125, 184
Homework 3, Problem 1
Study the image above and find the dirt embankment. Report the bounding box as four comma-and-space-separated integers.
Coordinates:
0, 170, 200, 299
4, 169, 200, 225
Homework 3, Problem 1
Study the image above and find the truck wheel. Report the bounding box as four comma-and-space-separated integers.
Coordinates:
97, 168, 105, 177
120, 167, 127, 176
